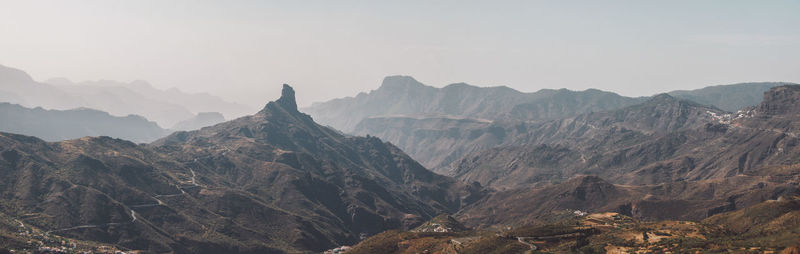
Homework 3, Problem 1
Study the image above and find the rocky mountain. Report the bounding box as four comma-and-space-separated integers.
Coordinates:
442, 85, 800, 234
451, 86, 800, 189
0, 64, 253, 128
0, 102, 168, 143
171, 112, 226, 131
356, 93, 721, 173
0, 84, 483, 253
668, 82, 788, 112
328, 79, 797, 174
304, 76, 643, 133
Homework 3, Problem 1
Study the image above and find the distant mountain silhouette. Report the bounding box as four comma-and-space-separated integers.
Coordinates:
668, 82, 788, 112
46, 78, 254, 125
0, 102, 167, 143
304, 76, 644, 133
0, 64, 253, 127
170, 112, 225, 131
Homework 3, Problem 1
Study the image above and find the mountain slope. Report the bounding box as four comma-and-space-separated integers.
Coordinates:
352, 197, 800, 254
0, 102, 168, 143
355, 93, 722, 174
451, 86, 800, 228
451, 86, 800, 189
457, 174, 800, 227
0, 84, 484, 253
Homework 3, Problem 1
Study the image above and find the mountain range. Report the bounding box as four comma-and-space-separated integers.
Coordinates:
0, 85, 482, 253
0, 102, 167, 143
0, 71, 799, 253
0, 65, 253, 128
307, 76, 788, 172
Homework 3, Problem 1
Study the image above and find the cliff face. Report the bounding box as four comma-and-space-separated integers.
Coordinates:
757, 85, 800, 118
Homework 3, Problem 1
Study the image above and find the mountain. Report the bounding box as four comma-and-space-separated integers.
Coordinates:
339, 77, 645, 170
353, 116, 498, 171
320, 79, 797, 173
668, 82, 789, 112
351, 197, 800, 253
0, 102, 168, 143
447, 94, 725, 187
451, 85, 800, 189
304, 76, 643, 133
703, 195, 800, 247
46, 78, 254, 124
355, 93, 721, 173
0, 64, 253, 128
171, 112, 226, 131
449, 85, 800, 228
0, 65, 83, 113
0, 84, 483, 253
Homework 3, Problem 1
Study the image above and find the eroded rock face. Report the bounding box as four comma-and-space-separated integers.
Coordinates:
758, 85, 800, 117
276, 84, 298, 112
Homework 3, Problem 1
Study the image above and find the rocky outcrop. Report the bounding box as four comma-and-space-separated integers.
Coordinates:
757, 85, 800, 117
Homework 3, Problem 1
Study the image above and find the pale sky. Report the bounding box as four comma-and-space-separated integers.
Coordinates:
1, 0, 799, 107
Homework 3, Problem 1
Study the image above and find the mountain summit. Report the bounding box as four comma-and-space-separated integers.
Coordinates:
275, 84, 298, 112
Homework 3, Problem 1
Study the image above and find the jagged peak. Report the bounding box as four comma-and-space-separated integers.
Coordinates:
275, 84, 298, 112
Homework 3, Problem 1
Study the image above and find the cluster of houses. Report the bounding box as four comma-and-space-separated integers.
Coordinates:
323, 245, 352, 254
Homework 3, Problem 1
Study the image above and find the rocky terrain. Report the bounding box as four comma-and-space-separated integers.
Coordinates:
341, 77, 789, 172
350, 196, 800, 254
343, 84, 800, 253
0, 85, 483, 253
1, 80, 799, 253
450, 86, 800, 189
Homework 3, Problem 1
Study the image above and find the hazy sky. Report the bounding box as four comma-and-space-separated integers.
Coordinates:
1, 0, 799, 107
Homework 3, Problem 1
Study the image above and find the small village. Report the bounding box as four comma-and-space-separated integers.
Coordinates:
2, 217, 134, 254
